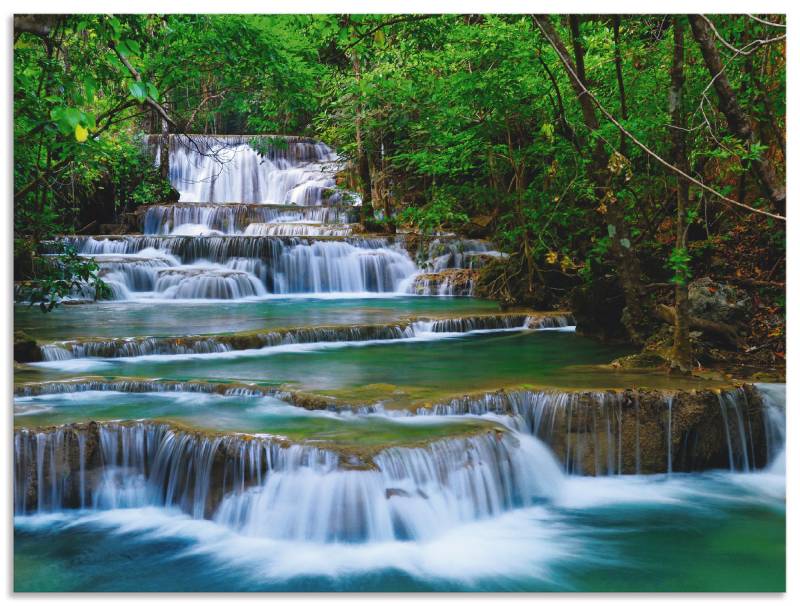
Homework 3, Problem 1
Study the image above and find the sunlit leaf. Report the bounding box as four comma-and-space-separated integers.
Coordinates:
74, 123, 89, 142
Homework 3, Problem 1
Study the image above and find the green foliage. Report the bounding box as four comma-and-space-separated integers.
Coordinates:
14, 13, 785, 314
14, 14, 321, 240
19, 244, 111, 313
666, 246, 693, 286
398, 190, 469, 234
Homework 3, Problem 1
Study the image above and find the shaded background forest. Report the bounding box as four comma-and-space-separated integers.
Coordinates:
13, 14, 786, 375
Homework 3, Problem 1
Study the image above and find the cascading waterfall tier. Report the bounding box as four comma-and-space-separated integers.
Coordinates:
27, 135, 509, 302
141, 203, 357, 235
242, 223, 356, 237
415, 385, 773, 475
408, 238, 505, 296
148, 134, 348, 205
411, 270, 477, 296
13, 420, 561, 543
418, 238, 506, 272
35, 313, 573, 361
45, 235, 418, 298
14, 379, 280, 398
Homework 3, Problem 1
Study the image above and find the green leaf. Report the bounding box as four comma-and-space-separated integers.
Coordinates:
108, 17, 122, 41
128, 81, 148, 103
124, 39, 141, 56
145, 83, 159, 102
116, 40, 131, 58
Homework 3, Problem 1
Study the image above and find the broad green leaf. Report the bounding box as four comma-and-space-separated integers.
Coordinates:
124, 39, 141, 56
129, 81, 148, 103
146, 83, 159, 102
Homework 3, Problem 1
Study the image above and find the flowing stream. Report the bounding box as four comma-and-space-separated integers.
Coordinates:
14, 135, 785, 592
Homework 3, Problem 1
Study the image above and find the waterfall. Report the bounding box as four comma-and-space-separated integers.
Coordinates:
15, 379, 277, 398
666, 395, 673, 474
414, 386, 773, 475
35, 314, 574, 361
40, 236, 415, 299
717, 388, 753, 472
142, 204, 357, 235
30, 134, 512, 302
153, 266, 267, 299
243, 223, 355, 237
14, 421, 562, 543
13, 383, 785, 550
152, 134, 344, 205
47, 235, 419, 298
14, 421, 334, 516
216, 432, 561, 543
419, 238, 501, 272
411, 270, 476, 296
754, 383, 785, 470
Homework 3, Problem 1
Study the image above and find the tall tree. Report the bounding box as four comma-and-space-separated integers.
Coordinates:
668, 17, 692, 374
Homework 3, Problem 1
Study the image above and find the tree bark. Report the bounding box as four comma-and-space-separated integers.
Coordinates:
159, 115, 170, 181
688, 15, 785, 215
350, 52, 374, 224
668, 18, 693, 374
655, 304, 740, 349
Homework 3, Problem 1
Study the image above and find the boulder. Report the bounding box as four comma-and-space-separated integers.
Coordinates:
14, 330, 42, 363
689, 277, 751, 326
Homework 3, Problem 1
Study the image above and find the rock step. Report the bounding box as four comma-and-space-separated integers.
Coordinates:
34, 313, 575, 360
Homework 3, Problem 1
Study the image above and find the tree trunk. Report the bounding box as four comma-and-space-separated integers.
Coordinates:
159, 115, 170, 182
655, 304, 740, 349
351, 53, 374, 225
688, 15, 785, 215
534, 14, 652, 344
668, 17, 693, 374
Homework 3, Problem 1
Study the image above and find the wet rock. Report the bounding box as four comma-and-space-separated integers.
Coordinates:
429, 385, 769, 475
411, 269, 477, 296
14, 330, 41, 363
385, 488, 412, 499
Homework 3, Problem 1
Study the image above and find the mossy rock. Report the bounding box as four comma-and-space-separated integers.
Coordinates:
14, 331, 41, 363
610, 351, 668, 370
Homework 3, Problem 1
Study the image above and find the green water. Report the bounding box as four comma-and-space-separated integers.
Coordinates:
13, 296, 783, 593
14, 391, 499, 450
14, 472, 785, 592
15, 296, 500, 340
21, 330, 679, 406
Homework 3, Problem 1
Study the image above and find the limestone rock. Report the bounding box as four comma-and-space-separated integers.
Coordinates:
689, 277, 751, 326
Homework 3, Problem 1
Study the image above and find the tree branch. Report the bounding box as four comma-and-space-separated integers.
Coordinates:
110, 41, 178, 128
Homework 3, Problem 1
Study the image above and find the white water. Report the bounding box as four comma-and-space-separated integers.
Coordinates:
40, 134, 502, 301
13, 384, 785, 590
157, 135, 343, 205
